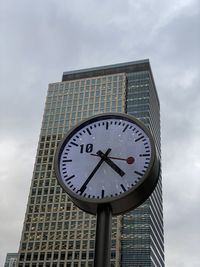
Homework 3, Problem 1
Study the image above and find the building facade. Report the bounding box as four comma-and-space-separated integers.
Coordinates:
4, 253, 18, 267
17, 60, 164, 266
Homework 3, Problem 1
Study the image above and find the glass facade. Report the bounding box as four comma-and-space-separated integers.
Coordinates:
4, 253, 18, 267
121, 71, 164, 266
17, 60, 164, 266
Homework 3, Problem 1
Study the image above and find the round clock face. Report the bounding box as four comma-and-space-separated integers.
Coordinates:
55, 113, 159, 215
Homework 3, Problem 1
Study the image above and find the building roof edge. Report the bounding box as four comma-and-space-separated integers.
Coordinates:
62, 59, 150, 81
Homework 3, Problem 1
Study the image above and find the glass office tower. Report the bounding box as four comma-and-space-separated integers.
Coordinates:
4, 253, 18, 267
17, 60, 164, 266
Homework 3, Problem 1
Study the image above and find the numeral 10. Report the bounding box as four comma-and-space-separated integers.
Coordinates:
80, 143, 93, 153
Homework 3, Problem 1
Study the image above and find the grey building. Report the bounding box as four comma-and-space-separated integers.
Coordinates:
17, 60, 164, 266
4, 253, 18, 267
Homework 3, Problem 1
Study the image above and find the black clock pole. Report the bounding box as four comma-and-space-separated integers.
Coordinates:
94, 205, 112, 267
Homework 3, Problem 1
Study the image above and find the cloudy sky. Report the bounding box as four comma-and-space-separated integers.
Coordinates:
0, 0, 199, 266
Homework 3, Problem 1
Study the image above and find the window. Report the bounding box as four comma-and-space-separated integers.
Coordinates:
111, 251, 116, 259
89, 251, 94, 259
19, 253, 25, 261
61, 241, 67, 249
67, 252, 72, 260
26, 253, 31, 261
53, 253, 59, 260
82, 240, 87, 248
74, 251, 79, 259
68, 241, 74, 249
40, 253, 45, 260
81, 251, 87, 259
46, 252, 52, 260
33, 253, 38, 260
90, 240, 95, 249
60, 252, 65, 260
55, 242, 60, 249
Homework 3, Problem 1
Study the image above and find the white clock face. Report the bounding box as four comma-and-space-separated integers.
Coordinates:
57, 115, 152, 200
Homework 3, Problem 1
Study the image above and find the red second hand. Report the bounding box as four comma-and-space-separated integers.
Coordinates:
90, 154, 135, 164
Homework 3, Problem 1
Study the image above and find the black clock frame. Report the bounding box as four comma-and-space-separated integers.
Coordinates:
54, 113, 160, 215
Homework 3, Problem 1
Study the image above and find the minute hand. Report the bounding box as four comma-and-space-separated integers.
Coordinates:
97, 150, 125, 177
79, 148, 111, 195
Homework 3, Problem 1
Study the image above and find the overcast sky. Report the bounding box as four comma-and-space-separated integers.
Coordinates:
0, 0, 200, 266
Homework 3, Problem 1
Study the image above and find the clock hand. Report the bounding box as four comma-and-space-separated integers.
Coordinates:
78, 148, 111, 195
91, 154, 135, 165
97, 150, 125, 177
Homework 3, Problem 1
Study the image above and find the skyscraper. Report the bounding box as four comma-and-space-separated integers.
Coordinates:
17, 60, 164, 266
4, 253, 18, 267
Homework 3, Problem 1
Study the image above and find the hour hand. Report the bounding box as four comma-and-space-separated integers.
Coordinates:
97, 150, 125, 177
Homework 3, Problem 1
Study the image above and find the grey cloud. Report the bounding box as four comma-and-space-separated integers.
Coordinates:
0, 0, 200, 266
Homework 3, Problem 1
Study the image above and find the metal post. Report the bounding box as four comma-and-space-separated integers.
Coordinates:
94, 205, 112, 267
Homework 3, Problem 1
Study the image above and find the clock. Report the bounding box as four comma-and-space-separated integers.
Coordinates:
54, 113, 160, 215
